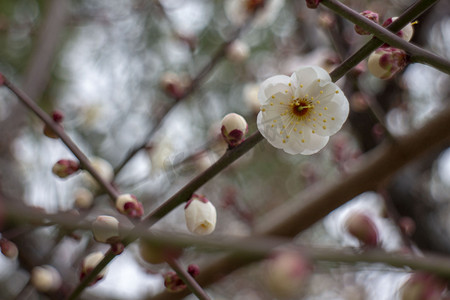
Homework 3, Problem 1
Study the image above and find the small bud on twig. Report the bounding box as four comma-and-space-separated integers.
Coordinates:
52, 159, 80, 178
345, 212, 379, 247
354, 11, 379, 35
80, 251, 108, 286
368, 47, 408, 80
221, 113, 248, 147
185, 194, 217, 235
116, 194, 144, 218
92, 215, 120, 243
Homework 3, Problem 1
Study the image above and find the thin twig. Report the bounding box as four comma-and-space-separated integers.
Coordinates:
328, 0, 444, 81
113, 26, 247, 176
166, 258, 211, 300
2, 78, 120, 201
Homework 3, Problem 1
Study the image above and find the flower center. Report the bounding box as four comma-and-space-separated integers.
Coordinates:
291, 98, 313, 118
246, 0, 265, 12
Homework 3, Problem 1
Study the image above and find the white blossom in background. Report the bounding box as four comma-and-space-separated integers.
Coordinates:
226, 39, 250, 62
74, 187, 94, 209
82, 157, 114, 189
184, 194, 217, 235
243, 83, 261, 114
31, 265, 62, 292
225, 0, 285, 28
257, 66, 349, 155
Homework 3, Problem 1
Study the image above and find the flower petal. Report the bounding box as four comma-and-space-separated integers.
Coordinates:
292, 66, 331, 92
258, 75, 292, 105
257, 112, 285, 148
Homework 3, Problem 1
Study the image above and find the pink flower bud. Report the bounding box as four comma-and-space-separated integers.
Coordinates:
80, 251, 108, 286
164, 271, 186, 292
400, 272, 446, 300
139, 239, 182, 264
115, 194, 144, 218
221, 113, 248, 147
187, 264, 200, 277
265, 250, 313, 298
160, 72, 190, 100
383, 17, 414, 42
345, 212, 379, 247
52, 159, 80, 178
92, 215, 120, 243
355, 11, 379, 35
226, 40, 250, 62
185, 194, 217, 235
368, 47, 408, 79
43, 110, 65, 139
31, 265, 62, 293
306, 0, 320, 9
0, 238, 18, 259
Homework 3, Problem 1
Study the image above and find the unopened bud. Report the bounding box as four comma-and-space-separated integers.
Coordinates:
226, 40, 250, 62
160, 72, 190, 100
355, 11, 379, 35
43, 110, 64, 139
345, 212, 379, 247
265, 250, 313, 298
221, 113, 248, 147
116, 194, 144, 218
368, 47, 408, 79
400, 272, 446, 300
139, 239, 182, 264
74, 188, 94, 209
82, 157, 114, 189
52, 159, 80, 178
164, 271, 186, 292
184, 194, 217, 235
187, 264, 200, 277
306, 0, 320, 9
383, 17, 414, 42
80, 251, 108, 286
0, 238, 18, 259
31, 265, 62, 293
92, 215, 120, 243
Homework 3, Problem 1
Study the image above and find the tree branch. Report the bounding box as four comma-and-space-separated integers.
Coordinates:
328, 0, 445, 81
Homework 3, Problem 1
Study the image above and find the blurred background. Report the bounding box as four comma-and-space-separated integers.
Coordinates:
0, 0, 449, 299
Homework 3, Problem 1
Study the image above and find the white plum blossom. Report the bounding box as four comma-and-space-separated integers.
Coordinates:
257, 66, 349, 155
225, 0, 284, 28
